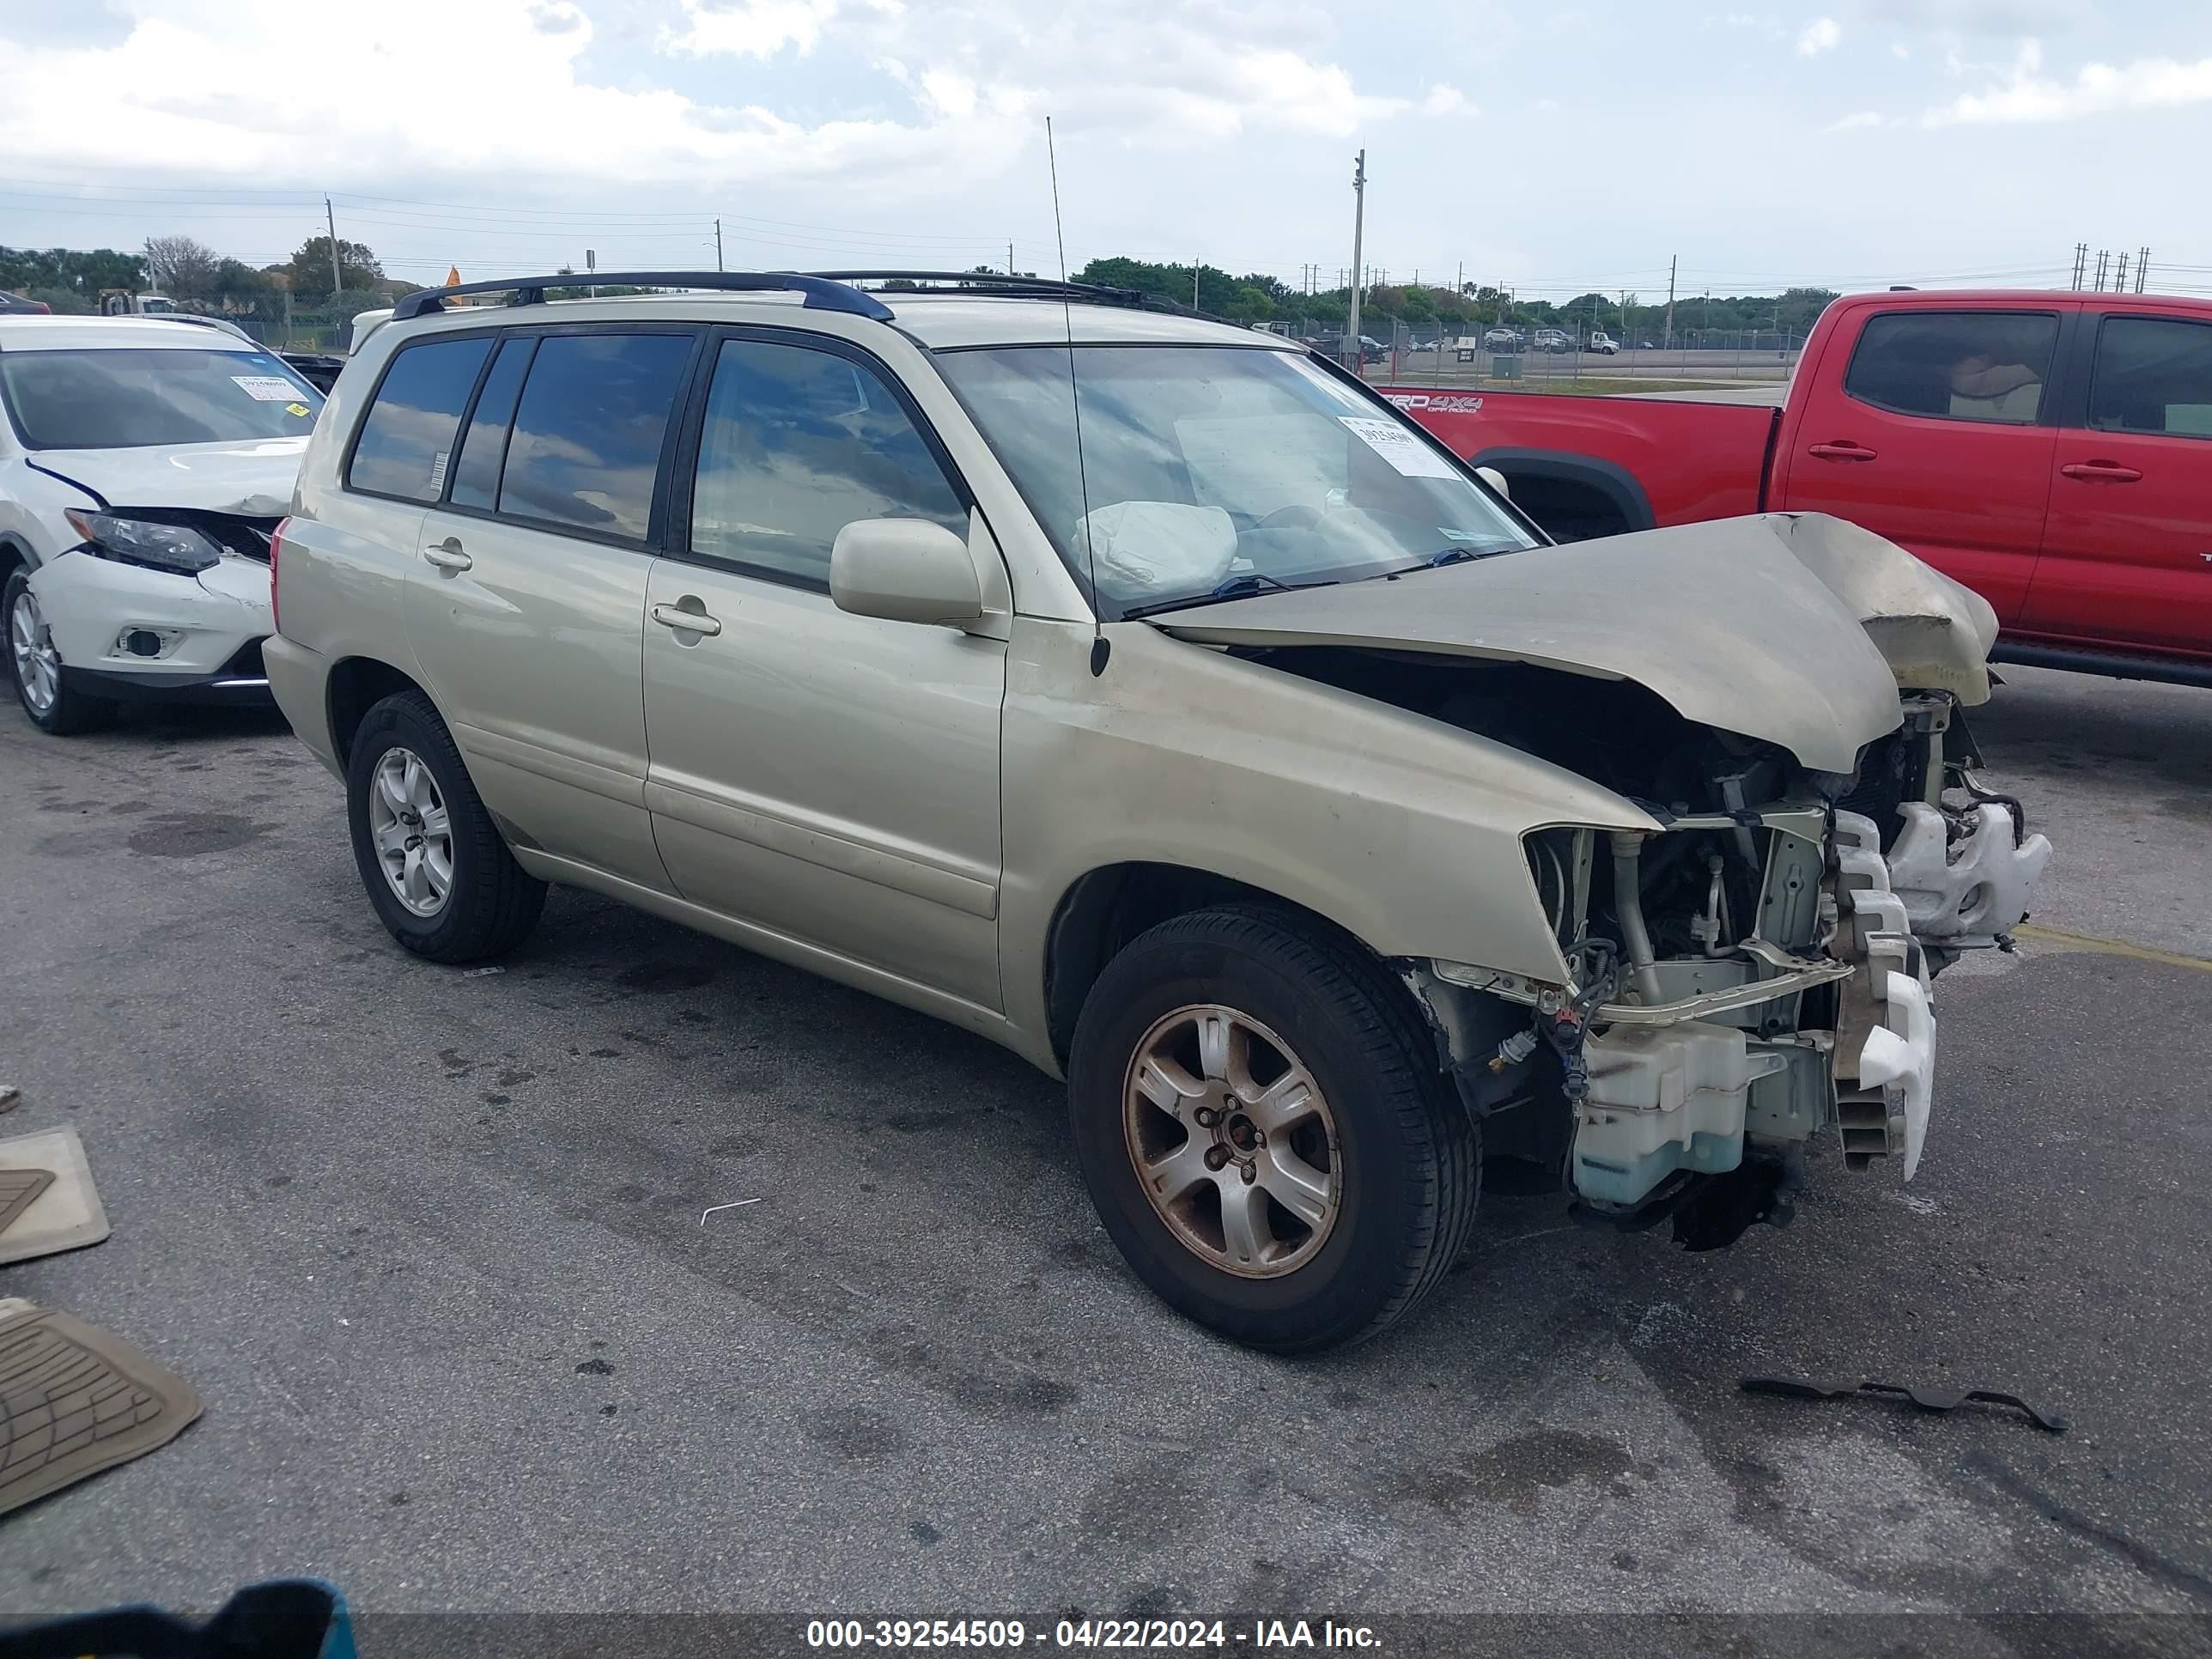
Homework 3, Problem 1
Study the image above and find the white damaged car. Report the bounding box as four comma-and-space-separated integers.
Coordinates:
1, 315, 321, 734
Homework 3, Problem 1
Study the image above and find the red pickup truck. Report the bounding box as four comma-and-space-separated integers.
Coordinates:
1391, 289, 2212, 685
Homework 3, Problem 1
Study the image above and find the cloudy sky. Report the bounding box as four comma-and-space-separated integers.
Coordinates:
1, 0, 2207, 301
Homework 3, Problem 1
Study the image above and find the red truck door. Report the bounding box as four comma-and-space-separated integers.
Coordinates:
1776, 302, 2069, 622
2021, 307, 2212, 657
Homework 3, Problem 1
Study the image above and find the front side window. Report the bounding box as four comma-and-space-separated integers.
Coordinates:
0, 348, 321, 451
935, 344, 1534, 617
1843, 311, 2060, 424
348, 335, 492, 501
497, 332, 693, 540
689, 338, 967, 586
2088, 316, 2212, 439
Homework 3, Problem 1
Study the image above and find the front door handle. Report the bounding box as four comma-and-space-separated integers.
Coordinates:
422, 538, 472, 572
2059, 460, 2143, 483
1808, 441, 1879, 462
651, 600, 722, 637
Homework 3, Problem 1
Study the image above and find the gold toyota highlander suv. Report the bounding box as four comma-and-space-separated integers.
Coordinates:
264, 270, 2050, 1352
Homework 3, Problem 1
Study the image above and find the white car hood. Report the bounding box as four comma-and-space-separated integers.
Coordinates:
29, 437, 307, 516
1152, 513, 1977, 775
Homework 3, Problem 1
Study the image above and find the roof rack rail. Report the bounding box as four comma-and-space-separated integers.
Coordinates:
803, 270, 1154, 307
389, 270, 893, 323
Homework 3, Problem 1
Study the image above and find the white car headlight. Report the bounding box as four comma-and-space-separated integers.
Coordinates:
64, 509, 223, 574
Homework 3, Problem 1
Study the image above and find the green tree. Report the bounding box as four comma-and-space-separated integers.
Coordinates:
1225, 284, 1274, 322
288, 235, 384, 295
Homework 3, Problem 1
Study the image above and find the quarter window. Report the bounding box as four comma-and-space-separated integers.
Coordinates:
348, 336, 492, 501
497, 332, 694, 540
2088, 317, 2212, 440
689, 339, 967, 586
1843, 311, 2060, 425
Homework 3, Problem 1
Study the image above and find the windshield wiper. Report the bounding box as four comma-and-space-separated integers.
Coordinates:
1365, 544, 1519, 580
1121, 571, 1336, 620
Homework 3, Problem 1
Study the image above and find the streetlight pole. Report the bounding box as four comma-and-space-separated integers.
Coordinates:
325, 197, 342, 300
1346, 149, 1366, 366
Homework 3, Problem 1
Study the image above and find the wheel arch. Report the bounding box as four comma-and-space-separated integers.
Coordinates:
325, 654, 438, 766
1468, 446, 1656, 543
0, 533, 33, 580
1041, 860, 1436, 1074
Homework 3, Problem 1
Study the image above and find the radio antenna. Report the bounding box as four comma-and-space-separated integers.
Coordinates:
1046, 115, 1107, 676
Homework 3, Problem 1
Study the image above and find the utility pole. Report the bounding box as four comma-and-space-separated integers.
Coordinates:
2115, 251, 2130, 294
1194, 258, 1201, 311
1346, 149, 1366, 365
1009, 241, 1016, 276
325, 196, 342, 299
2093, 248, 2110, 291
2137, 247, 2151, 293
2070, 241, 2088, 289
715, 217, 724, 271
1663, 253, 1677, 350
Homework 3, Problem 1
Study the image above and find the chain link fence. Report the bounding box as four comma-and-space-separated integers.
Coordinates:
1254, 312, 1804, 388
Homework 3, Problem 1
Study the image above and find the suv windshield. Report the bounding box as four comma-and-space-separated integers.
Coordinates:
935, 344, 1534, 617
0, 348, 321, 450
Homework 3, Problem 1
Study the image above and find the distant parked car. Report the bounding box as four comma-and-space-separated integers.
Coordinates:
1533, 328, 1574, 354
1, 314, 323, 733
1483, 327, 1521, 349
0, 293, 52, 316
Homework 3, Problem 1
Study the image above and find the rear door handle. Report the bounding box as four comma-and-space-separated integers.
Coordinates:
2059, 460, 2143, 483
651, 601, 722, 637
422, 538, 472, 572
1808, 441, 1878, 462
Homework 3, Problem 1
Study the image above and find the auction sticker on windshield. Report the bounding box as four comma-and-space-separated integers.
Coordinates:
232, 375, 302, 401
1339, 416, 1458, 479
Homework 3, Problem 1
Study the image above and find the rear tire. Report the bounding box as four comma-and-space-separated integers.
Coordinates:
1068, 905, 1478, 1352
6, 570, 115, 736
346, 690, 545, 963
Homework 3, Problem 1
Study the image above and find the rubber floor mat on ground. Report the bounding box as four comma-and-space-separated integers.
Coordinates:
0, 1299, 203, 1516
0, 1125, 108, 1265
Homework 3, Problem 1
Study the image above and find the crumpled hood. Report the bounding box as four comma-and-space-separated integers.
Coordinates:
1152, 513, 1975, 775
30, 436, 307, 517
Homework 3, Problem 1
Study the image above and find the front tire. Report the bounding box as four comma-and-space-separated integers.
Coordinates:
345, 690, 545, 963
6, 570, 114, 736
1069, 906, 1478, 1353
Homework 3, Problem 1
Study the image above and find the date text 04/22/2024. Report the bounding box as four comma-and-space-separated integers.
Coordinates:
805, 1620, 1383, 1650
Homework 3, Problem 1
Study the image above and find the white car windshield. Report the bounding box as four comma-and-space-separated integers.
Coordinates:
935, 344, 1535, 617
0, 348, 322, 450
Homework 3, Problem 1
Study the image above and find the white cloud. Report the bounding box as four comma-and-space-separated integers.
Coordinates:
1825, 108, 1886, 128
1890, 40, 1910, 58
1797, 15, 1842, 54
0, 0, 1456, 206
1922, 40, 2212, 123
663, 0, 854, 58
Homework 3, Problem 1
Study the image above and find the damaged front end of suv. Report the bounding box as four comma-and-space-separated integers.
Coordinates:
1165, 511, 2050, 1249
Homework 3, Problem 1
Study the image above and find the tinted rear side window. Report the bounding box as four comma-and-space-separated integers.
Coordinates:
1842, 311, 2059, 424
2089, 316, 2212, 439
497, 332, 693, 540
449, 337, 534, 510
349, 335, 492, 501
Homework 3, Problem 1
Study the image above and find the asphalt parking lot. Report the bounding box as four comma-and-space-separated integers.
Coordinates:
2, 663, 2209, 1642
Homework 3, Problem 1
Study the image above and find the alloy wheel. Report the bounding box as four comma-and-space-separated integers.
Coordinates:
9, 588, 60, 715
367, 745, 455, 916
1122, 1004, 1342, 1278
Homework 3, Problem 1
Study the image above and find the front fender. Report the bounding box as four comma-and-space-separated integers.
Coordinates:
997, 618, 1657, 1060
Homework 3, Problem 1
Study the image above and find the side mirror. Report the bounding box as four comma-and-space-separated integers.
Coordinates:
1474, 465, 1510, 500
830, 519, 984, 627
